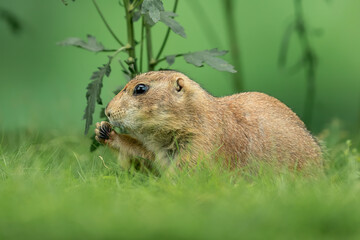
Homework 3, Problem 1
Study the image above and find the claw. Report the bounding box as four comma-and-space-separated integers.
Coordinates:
103, 125, 111, 133
95, 121, 113, 142
99, 131, 109, 140
99, 124, 112, 140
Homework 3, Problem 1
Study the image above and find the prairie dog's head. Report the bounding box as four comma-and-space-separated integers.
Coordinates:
105, 71, 200, 133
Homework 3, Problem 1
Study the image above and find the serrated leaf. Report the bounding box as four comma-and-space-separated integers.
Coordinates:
159, 12, 186, 38
132, 10, 141, 22
83, 58, 111, 135
90, 133, 101, 152
100, 108, 107, 118
143, 11, 186, 38
58, 35, 105, 52
141, 0, 164, 23
208, 48, 228, 56
166, 55, 176, 66
184, 49, 236, 73
143, 13, 155, 26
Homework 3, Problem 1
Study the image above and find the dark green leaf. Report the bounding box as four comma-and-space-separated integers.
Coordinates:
58, 35, 105, 52
90, 133, 101, 152
83, 58, 111, 135
159, 12, 186, 38
0, 8, 22, 33
183, 49, 236, 73
100, 108, 106, 118
143, 11, 186, 38
132, 10, 141, 22
141, 0, 164, 23
143, 13, 155, 26
118, 60, 132, 81
166, 55, 176, 66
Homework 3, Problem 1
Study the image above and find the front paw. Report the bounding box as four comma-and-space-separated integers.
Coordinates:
95, 121, 113, 144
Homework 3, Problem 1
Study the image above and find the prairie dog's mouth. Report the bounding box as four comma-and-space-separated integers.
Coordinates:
110, 120, 130, 133
109, 119, 124, 128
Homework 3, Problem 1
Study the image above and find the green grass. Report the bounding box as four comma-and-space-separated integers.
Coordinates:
0, 126, 359, 240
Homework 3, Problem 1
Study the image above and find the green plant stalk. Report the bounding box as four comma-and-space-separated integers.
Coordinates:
123, 0, 138, 77
110, 46, 128, 59
223, 0, 243, 92
109, 46, 129, 70
155, 0, 179, 60
140, 17, 145, 73
294, 0, 317, 128
146, 25, 155, 71
303, 63, 316, 128
92, 0, 124, 46
155, 53, 184, 66
186, 0, 221, 47
129, 0, 144, 12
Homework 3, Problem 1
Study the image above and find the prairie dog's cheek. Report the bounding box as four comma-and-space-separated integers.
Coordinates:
121, 107, 141, 129
142, 104, 159, 116
119, 95, 132, 109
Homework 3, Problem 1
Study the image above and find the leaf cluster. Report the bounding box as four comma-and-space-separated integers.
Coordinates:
58, 35, 106, 52
58, 0, 236, 150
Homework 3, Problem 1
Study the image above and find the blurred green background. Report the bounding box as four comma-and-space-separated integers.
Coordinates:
0, 0, 359, 134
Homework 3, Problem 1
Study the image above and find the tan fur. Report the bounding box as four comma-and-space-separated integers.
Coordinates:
95, 71, 322, 173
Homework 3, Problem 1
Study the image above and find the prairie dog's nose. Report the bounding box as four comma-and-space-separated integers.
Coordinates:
105, 108, 112, 118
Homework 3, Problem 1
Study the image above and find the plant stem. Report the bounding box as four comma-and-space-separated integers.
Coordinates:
140, 17, 145, 73
293, 0, 317, 128
92, 0, 124, 46
278, 22, 295, 67
109, 46, 128, 60
155, 53, 184, 65
129, 0, 144, 12
186, 0, 221, 47
223, 0, 243, 92
155, 0, 179, 60
107, 46, 129, 72
101, 49, 119, 52
303, 60, 316, 128
146, 24, 155, 71
123, 0, 138, 77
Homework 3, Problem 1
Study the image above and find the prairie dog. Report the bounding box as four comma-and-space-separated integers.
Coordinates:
95, 71, 322, 172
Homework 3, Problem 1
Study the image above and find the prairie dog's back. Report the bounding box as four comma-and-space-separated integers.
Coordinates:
217, 92, 322, 168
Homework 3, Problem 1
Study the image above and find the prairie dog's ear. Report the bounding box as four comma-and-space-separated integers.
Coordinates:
175, 77, 184, 92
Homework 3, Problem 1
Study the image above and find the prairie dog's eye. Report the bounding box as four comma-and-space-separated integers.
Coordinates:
133, 84, 149, 95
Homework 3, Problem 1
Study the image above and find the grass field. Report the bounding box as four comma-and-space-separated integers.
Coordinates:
0, 124, 359, 240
